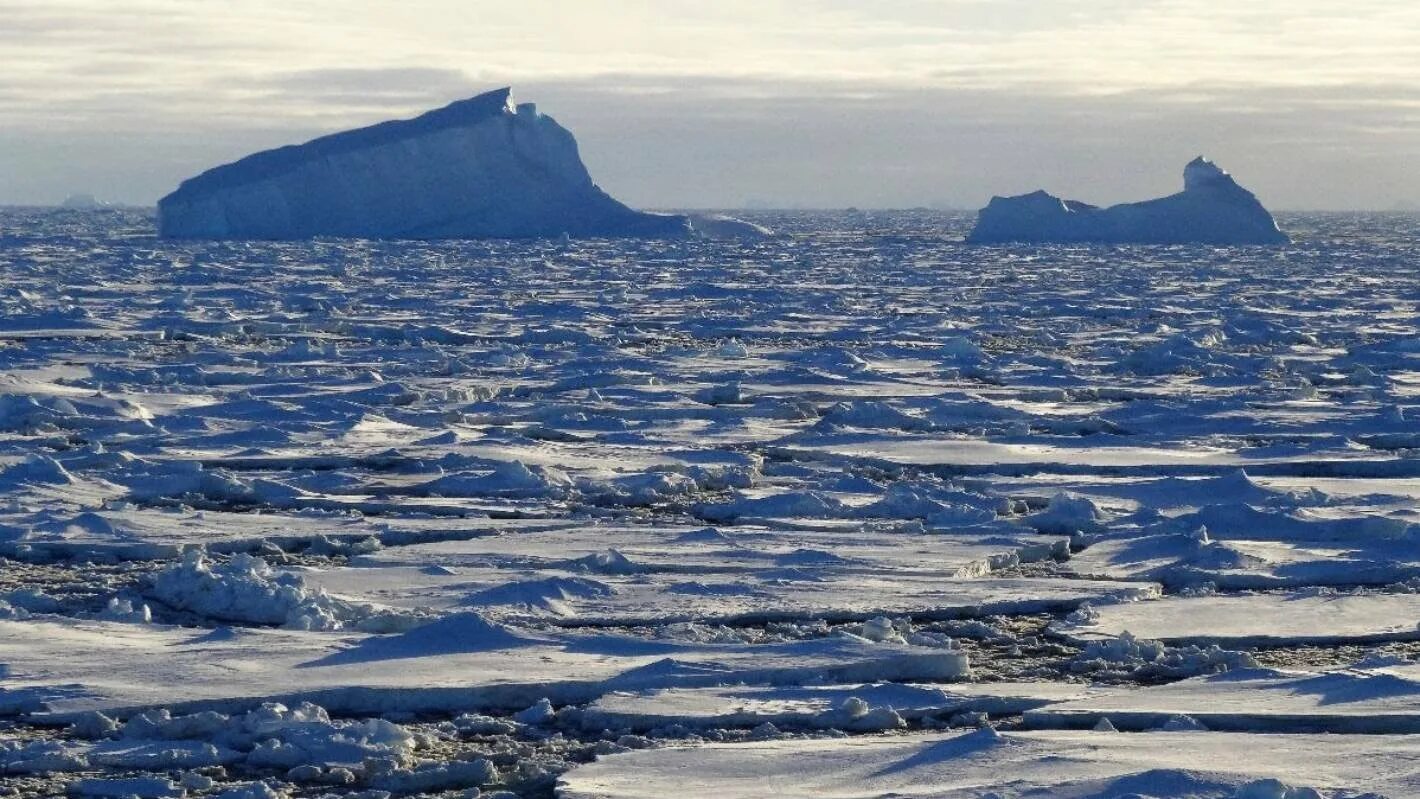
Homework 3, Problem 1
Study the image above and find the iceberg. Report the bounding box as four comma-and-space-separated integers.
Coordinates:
158, 87, 760, 241
60, 194, 108, 210
966, 157, 1289, 245
683, 213, 774, 240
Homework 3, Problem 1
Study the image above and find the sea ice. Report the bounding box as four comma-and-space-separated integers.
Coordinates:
1, 207, 1416, 795
559, 728, 1420, 798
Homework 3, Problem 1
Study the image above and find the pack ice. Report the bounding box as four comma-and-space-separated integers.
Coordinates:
2, 207, 1419, 797
157, 87, 767, 241
967, 157, 1290, 244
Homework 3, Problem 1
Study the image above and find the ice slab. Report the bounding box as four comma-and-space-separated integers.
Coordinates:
1027, 661, 1420, 733
0, 505, 574, 561
306, 564, 1153, 625
0, 616, 967, 720
300, 522, 1151, 624
1065, 532, 1420, 589
781, 436, 1414, 478
1054, 591, 1420, 647
559, 728, 1420, 799
581, 681, 1100, 732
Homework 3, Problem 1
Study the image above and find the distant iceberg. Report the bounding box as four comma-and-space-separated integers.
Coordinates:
966, 157, 1289, 245
683, 213, 774, 240
158, 87, 765, 241
60, 194, 108, 210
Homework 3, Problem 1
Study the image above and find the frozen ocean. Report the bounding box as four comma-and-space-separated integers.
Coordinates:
2, 207, 1419, 797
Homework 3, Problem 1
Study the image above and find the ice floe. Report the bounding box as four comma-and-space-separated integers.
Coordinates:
560, 728, 1420, 798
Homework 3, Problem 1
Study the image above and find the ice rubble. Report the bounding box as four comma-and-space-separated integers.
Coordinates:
11, 700, 500, 796
415, 458, 757, 508
1067, 629, 1258, 681
1026, 492, 1110, 535
419, 460, 575, 500
967, 157, 1290, 244
148, 550, 429, 632
0, 392, 152, 432
157, 87, 766, 241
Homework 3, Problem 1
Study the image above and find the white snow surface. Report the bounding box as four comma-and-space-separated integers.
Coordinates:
1, 208, 1419, 794
559, 728, 1420, 798
1054, 591, 1420, 647
580, 681, 1102, 732
1027, 659, 1420, 733
0, 615, 967, 720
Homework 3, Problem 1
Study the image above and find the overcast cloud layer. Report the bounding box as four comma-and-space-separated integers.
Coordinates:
2, 0, 1417, 209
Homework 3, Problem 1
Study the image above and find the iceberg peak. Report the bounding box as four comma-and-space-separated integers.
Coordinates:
1183, 156, 1235, 192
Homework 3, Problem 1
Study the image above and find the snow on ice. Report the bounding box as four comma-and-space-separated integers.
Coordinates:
1, 207, 1419, 796
559, 728, 1420, 798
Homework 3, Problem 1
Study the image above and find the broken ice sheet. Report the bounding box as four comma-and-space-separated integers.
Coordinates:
2, 209, 1420, 795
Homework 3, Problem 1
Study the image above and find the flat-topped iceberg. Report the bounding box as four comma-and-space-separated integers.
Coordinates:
966, 157, 1289, 245
158, 87, 765, 241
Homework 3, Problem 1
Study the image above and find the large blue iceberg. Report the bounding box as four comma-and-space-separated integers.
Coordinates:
966, 158, 1289, 245
158, 87, 763, 241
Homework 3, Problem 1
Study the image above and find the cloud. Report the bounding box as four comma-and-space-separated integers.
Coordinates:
258, 67, 474, 96
3, 76, 1414, 210
0, 0, 1415, 207
532, 78, 1419, 210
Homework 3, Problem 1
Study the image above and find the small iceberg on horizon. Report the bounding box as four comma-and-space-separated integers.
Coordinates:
966, 157, 1289, 245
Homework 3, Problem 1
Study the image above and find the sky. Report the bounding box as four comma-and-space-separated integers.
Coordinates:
1, 0, 1417, 209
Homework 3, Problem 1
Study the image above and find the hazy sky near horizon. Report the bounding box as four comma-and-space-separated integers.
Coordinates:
2, 0, 1417, 209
